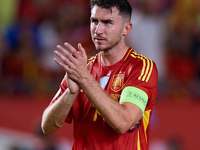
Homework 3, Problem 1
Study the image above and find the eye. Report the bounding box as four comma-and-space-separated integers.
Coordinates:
104, 20, 111, 25
102, 20, 113, 25
91, 18, 98, 25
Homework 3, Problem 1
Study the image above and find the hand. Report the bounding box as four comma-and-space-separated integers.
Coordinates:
54, 42, 92, 88
65, 61, 92, 94
63, 73, 79, 94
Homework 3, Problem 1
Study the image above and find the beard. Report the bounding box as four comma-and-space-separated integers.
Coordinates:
92, 32, 122, 52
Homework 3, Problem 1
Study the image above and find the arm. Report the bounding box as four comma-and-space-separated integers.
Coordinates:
79, 75, 143, 134
41, 88, 78, 135
54, 43, 143, 134
42, 44, 93, 135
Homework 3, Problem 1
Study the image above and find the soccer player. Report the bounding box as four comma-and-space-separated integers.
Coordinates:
41, 0, 158, 149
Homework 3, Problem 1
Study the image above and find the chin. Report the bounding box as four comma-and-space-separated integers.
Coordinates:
96, 47, 106, 52
95, 44, 107, 52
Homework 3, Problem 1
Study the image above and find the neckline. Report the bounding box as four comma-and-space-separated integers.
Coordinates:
98, 47, 132, 69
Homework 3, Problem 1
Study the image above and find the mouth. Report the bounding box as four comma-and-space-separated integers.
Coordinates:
94, 37, 105, 43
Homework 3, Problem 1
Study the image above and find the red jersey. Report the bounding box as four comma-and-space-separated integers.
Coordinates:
51, 48, 158, 150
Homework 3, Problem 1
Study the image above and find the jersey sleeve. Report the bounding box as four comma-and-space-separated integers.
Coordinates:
49, 74, 73, 124
123, 59, 158, 108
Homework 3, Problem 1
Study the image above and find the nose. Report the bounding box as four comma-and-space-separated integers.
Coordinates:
95, 22, 103, 34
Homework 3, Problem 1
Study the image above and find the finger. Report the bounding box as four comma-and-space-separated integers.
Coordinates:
54, 57, 70, 72
78, 43, 87, 59
87, 61, 93, 73
56, 45, 77, 63
64, 42, 80, 58
54, 50, 74, 68
65, 42, 83, 59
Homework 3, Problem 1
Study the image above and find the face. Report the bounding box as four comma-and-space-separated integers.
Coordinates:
90, 6, 125, 51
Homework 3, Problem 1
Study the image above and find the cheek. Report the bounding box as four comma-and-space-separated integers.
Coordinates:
90, 25, 95, 35
90, 28, 94, 38
108, 29, 122, 42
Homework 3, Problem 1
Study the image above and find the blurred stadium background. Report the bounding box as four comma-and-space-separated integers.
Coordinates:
0, 0, 199, 149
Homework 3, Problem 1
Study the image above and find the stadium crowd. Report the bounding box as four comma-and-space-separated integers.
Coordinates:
0, 0, 199, 100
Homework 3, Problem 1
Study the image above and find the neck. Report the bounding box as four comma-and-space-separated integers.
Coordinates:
100, 44, 129, 66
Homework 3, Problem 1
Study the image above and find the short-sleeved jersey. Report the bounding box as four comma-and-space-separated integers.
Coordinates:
50, 48, 158, 150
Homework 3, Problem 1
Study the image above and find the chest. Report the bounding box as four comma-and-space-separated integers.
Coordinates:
91, 63, 132, 101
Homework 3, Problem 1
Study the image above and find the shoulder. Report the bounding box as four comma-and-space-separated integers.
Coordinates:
126, 49, 152, 65
125, 49, 158, 83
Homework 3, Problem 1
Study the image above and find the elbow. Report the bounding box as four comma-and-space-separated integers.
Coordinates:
41, 108, 62, 135
112, 122, 130, 135
41, 129, 51, 135
41, 120, 60, 135
114, 127, 128, 135
42, 129, 53, 135
116, 129, 127, 135
41, 121, 52, 135
112, 119, 140, 134
41, 127, 50, 135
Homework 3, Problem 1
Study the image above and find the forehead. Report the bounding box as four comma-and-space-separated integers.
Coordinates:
91, 5, 122, 21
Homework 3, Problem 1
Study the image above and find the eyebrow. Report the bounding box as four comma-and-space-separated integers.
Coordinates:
90, 17, 114, 23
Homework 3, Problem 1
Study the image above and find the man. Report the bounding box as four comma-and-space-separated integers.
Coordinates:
41, 0, 158, 149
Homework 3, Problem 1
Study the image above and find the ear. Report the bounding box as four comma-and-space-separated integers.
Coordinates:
123, 22, 132, 36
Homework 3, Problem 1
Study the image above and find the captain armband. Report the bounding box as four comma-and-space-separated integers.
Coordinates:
119, 86, 148, 113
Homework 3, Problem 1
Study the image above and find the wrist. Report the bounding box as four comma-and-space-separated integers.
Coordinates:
66, 88, 79, 97
68, 88, 80, 95
79, 74, 92, 89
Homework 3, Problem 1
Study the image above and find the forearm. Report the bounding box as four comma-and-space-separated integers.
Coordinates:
41, 88, 78, 135
79, 75, 140, 134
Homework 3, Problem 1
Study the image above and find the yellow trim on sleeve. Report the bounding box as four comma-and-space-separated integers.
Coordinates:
130, 51, 153, 82
142, 58, 150, 81
145, 60, 153, 82
137, 130, 141, 150
143, 109, 151, 143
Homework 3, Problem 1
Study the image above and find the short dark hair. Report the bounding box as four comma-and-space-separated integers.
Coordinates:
90, 0, 132, 22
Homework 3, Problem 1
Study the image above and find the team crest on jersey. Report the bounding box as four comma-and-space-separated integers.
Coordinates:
111, 73, 124, 92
